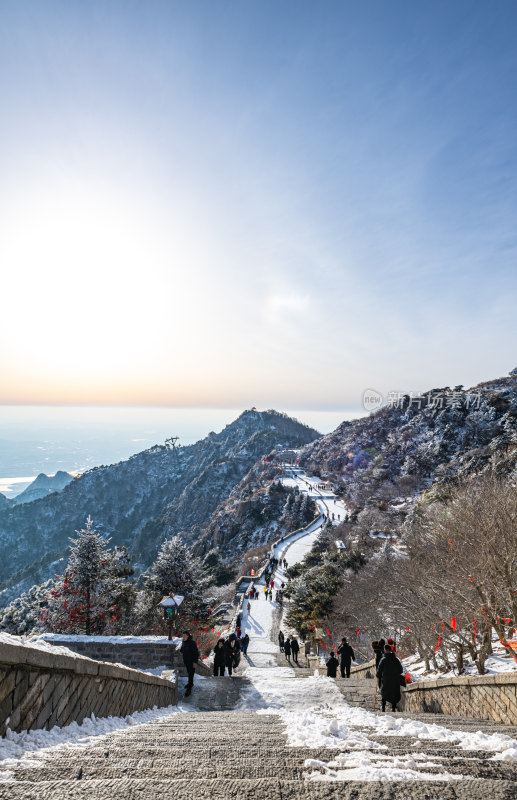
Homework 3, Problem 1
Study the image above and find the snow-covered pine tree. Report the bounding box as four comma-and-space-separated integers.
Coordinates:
300, 493, 316, 524
282, 492, 294, 521
46, 516, 133, 635
135, 535, 208, 633
291, 494, 303, 528
147, 535, 197, 596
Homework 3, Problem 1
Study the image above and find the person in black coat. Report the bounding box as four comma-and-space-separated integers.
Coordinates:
241, 633, 250, 656
326, 653, 339, 677
180, 631, 200, 696
290, 636, 300, 664
278, 631, 285, 652
337, 637, 355, 678
372, 640, 383, 667
224, 633, 241, 676
284, 637, 292, 662
376, 644, 404, 711
213, 639, 226, 676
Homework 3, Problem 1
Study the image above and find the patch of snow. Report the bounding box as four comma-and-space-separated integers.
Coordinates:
0, 703, 195, 776
38, 633, 183, 646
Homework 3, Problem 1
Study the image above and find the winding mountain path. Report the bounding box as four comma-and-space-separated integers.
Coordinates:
2, 474, 517, 798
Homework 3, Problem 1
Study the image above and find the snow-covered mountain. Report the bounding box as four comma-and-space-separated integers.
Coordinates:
0, 409, 319, 603
300, 370, 517, 503
13, 471, 75, 505
196, 369, 517, 561
2, 370, 516, 610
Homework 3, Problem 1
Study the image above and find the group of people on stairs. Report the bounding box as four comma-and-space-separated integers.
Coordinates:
278, 630, 300, 663
212, 633, 247, 677
372, 638, 406, 712
325, 637, 355, 678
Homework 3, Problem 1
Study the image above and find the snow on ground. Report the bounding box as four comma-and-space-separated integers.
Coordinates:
39, 633, 183, 646
236, 485, 517, 781
281, 465, 349, 525
405, 639, 517, 680
0, 702, 197, 779
0, 632, 93, 660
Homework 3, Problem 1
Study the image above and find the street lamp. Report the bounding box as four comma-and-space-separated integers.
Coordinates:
157, 592, 185, 640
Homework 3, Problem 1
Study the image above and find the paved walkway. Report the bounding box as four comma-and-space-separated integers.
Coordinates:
2, 491, 517, 797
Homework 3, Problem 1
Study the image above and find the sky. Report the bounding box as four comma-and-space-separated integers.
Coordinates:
1, 1, 516, 411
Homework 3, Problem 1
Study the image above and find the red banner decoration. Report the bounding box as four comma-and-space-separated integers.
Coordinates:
435, 635, 442, 651
450, 617, 457, 632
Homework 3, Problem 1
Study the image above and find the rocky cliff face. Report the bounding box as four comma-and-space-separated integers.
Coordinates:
0, 409, 319, 603
300, 373, 517, 505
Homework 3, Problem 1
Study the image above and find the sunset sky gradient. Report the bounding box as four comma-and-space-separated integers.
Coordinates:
1, 1, 516, 410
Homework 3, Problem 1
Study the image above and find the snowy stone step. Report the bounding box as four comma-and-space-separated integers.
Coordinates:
4, 776, 517, 800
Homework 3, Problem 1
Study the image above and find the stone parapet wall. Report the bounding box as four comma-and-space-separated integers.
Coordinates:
44, 637, 211, 677
350, 658, 376, 679
404, 671, 517, 725
0, 641, 177, 737
42, 638, 178, 670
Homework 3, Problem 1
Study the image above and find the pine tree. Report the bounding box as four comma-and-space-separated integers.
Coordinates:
46, 517, 134, 635
138, 535, 209, 633
147, 536, 197, 596
291, 494, 303, 528
282, 493, 294, 521
300, 493, 316, 524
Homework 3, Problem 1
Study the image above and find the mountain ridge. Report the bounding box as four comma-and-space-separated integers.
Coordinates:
0, 409, 320, 603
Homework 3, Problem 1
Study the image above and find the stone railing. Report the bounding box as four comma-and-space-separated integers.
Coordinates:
350, 658, 377, 679
0, 641, 177, 736
403, 671, 517, 725
39, 636, 210, 677
41, 637, 178, 670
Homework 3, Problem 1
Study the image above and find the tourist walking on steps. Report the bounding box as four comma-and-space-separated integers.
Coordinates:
284, 636, 292, 662
246, 601, 251, 613
371, 640, 383, 667
278, 630, 285, 652
213, 639, 226, 676
290, 636, 300, 664
376, 644, 404, 712
337, 637, 355, 678
241, 633, 250, 656
375, 638, 386, 666
224, 633, 241, 676
180, 631, 199, 697
326, 653, 339, 677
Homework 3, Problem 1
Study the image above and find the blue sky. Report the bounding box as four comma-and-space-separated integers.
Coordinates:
1, 1, 516, 409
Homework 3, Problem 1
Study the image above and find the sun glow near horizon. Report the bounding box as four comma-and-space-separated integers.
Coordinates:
0, 171, 255, 405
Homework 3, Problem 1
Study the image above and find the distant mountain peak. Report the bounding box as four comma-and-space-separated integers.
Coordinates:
14, 472, 74, 505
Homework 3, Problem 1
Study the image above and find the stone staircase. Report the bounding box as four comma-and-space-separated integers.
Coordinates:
274, 653, 378, 710
4, 708, 517, 799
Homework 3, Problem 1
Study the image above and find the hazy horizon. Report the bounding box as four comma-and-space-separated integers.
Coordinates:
0, 404, 364, 497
